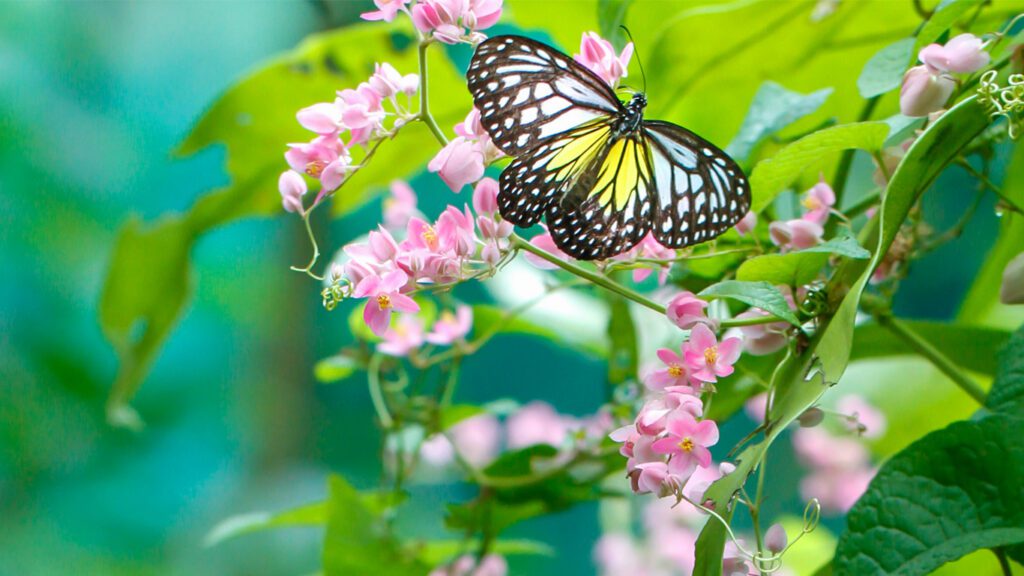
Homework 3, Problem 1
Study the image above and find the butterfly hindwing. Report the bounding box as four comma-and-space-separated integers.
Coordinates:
643, 120, 750, 248
467, 35, 622, 157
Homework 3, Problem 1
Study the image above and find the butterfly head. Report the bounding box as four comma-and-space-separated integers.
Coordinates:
615, 92, 647, 136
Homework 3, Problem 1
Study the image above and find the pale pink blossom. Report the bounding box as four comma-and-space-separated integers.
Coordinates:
593, 534, 645, 576
632, 391, 703, 436
352, 269, 420, 336
466, 0, 502, 30
383, 180, 418, 231
429, 554, 507, 576
734, 211, 757, 236
630, 461, 686, 497
792, 427, 877, 513
628, 233, 676, 284
919, 33, 990, 74
451, 412, 501, 467
651, 413, 719, 477
472, 177, 499, 214
684, 323, 742, 383
378, 314, 425, 356
436, 205, 478, 256
336, 85, 386, 143
801, 178, 835, 225
900, 65, 955, 117
320, 154, 357, 192
765, 523, 788, 553
665, 291, 711, 330
647, 346, 696, 392
368, 62, 419, 98
836, 394, 887, 438
507, 401, 571, 448
361, 0, 410, 22
429, 137, 486, 192
800, 466, 875, 513
411, 0, 464, 44
574, 31, 633, 88
681, 460, 731, 504
278, 170, 306, 213
426, 305, 473, 345
524, 229, 572, 270
769, 219, 823, 251
296, 102, 344, 134
737, 309, 789, 355
285, 135, 346, 177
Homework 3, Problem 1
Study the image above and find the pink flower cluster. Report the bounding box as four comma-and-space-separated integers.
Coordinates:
901, 33, 989, 117
574, 32, 634, 88
428, 553, 507, 576
648, 322, 742, 393
768, 178, 835, 252
430, 108, 505, 192
336, 179, 511, 337
377, 304, 473, 356
363, 0, 502, 44
279, 64, 419, 212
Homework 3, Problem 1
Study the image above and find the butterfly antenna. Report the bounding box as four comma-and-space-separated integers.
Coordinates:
619, 25, 646, 93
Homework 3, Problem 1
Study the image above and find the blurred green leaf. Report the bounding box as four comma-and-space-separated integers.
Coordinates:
204, 502, 328, 547
597, 0, 633, 50
913, 0, 986, 58
323, 474, 424, 576
726, 81, 833, 162
851, 321, 1010, 376
605, 292, 639, 387
986, 325, 1024, 416
418, 538, 554, 565
505, 0, 598, 51
99, 216, 193, 429
472, 304, 560, 342
438, 404, 486, 430
749, 122, 890, 213
834, 415, 1024, 574
699, 280, 800, 326
736, 237, 869, 287
857, 37, 914, 98
314, 355, 359, 383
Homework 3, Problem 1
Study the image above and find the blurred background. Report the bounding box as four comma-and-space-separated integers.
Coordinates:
0, 1, 1018, 575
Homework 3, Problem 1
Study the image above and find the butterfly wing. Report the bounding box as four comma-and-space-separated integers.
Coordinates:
642, 120, 750, 248
467, 35, 622, 157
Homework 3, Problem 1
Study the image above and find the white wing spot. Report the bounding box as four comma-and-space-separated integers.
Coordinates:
535, 84, 553, 98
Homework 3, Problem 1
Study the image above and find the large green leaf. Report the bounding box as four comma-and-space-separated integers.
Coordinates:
749, 122, 890, 213
986, 325, 1024, 416
204, 501, 328, 547
834, 415, 1024, 574
699, 280, 800, 326
735, 236, 870, 287
857, 37, 914, 98
726, 81, 833, 162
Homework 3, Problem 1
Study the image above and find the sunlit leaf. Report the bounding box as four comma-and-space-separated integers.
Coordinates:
204, 502, 328, 547
418, 538, 554, 565
727, 81, 833, 162
314, 355, 359, 383
699, 280, 801, 326
735, 237, 870, 287
438, 404, 486, 430
857, 37, 914, 98
850, 321, 1010, 377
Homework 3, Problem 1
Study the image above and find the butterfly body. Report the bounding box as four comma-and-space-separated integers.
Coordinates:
467, 35, 749, 260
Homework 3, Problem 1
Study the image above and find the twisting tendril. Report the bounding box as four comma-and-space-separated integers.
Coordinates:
977, 70, 1024, 139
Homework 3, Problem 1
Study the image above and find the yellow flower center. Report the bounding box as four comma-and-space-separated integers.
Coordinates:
377, 294, 392, 309
667, 364, 684, 378
422, 226, 438, 250
440, 310, 455, 324
678, 437, 695, 452
704, 346, 718, 366
305, 160, 327, 178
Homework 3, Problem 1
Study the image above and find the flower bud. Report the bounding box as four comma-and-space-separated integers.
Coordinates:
900, 65, 955, 117
278, 170, 307, 213
798, 407, 825, 427
764, 523, 788, 554
919, 33, 990, 74
734, 211, 757, 236
1000, 252, 1024, 305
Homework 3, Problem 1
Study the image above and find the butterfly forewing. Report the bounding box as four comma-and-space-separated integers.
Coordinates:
643, 121, 750, 248
467, 35, 621, 157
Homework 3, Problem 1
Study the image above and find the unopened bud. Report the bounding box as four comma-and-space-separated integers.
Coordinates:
798, 407, 825, 427
1000, 252, 1024, 305
765, 523, 788, 554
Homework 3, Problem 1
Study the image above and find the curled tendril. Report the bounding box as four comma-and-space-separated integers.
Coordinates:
750, 499, 823, 574
322, 277, 353, 311
977, 70, 1024, 140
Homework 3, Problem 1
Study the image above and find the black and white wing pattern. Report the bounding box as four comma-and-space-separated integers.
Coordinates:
643, 121, 750, 248
466, 35, 622, 157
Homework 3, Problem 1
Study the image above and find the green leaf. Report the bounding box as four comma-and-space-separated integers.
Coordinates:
986, 325, 1024, 416
726, 81, 833, 161
699, 280, 800, 326
735, 237, 870, 287
834, 415, 1024, 574
204, 501, 328, 547
98, 216, 194, 429
314, 355, 359, 383
418, 538, 553, 565
605, 291, 639, 386
851, 321, 1011, 377
438, 404, 486, 431
471, 304, 560, 342
913, 0, 985, 58
323, 475, 425, 576
749, 122, 890, 213
597, 0, 634, 50
856, 38, 914, 98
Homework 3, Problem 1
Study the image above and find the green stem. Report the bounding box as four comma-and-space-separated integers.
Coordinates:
993, 547, 1013, 576
832, 96, 880, 212
290, 203, 324, 280
367, 353, 394, 428
876, 314, 987, 405
957, 159, 1024, 214
417, 41, 449, 147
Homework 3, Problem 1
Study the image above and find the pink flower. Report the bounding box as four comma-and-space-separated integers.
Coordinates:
801, 178, 835, 225
436, 205, 478, 256
278, 170, 306, 213
378, 314, 425, 356
769, 219, 823, 251
320, 154, 357, 192
764, 523, 788, 553
593, 534, 645, 576
452, 413, 501, 467
285, 135, 345, 177
352, 269, 420, 336
633, 391, 703, 436
426, 305, 473, 345
429, 554, 507, 576
919, 33, 990, 74
337, 85, 386, 139
665, 291, 711, 330
651, 413, 719, 477
647, 346, 696, 392
507, 401, 571, 448
368, 62, 419, 98
466, 0, 502, 30
684, 324, 742, 383
836, 394, 887, 439
361, 0, 410, 22
630, 461, 686, 497
900, 65, 955, 117
455, 108, 503, 163
411, 0, 463, 44
628, 233, 675, 284
472, 177, 499, 214
574, 31, 633, 88
383, 180, 418, 231
800, 466, 875, 514
296, 102, 344, 134
734, 211, 757, 236
523, 229, 572, 270
736, 309, 788, 355
428, 137, 485, 192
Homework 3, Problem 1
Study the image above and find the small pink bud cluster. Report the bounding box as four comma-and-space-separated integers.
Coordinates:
901, 33, 990, 117
406, 0, 503, 45
768, 178, 835, 252
614, 233, 677, 284
429, 108, 506, 192
377, 304, 473, 357
734, 285, 800, 356
279, 63, 419, 212
611, 305, 742, 499
575, 31, 634, 88
335, 179, 512, 337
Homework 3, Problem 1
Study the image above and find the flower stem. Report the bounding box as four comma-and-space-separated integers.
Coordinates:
993, 547, 1013, 576
417, 41, 449, 147
367, 353, 394, 428
876, 314, 987, 405
290, 203, 325, 280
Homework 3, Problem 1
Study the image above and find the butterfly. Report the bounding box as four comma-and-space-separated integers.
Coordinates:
466, 34, 750, 261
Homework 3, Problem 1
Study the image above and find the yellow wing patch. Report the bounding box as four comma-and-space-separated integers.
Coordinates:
546, 124, 612, 183
592, 138, 649, 211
